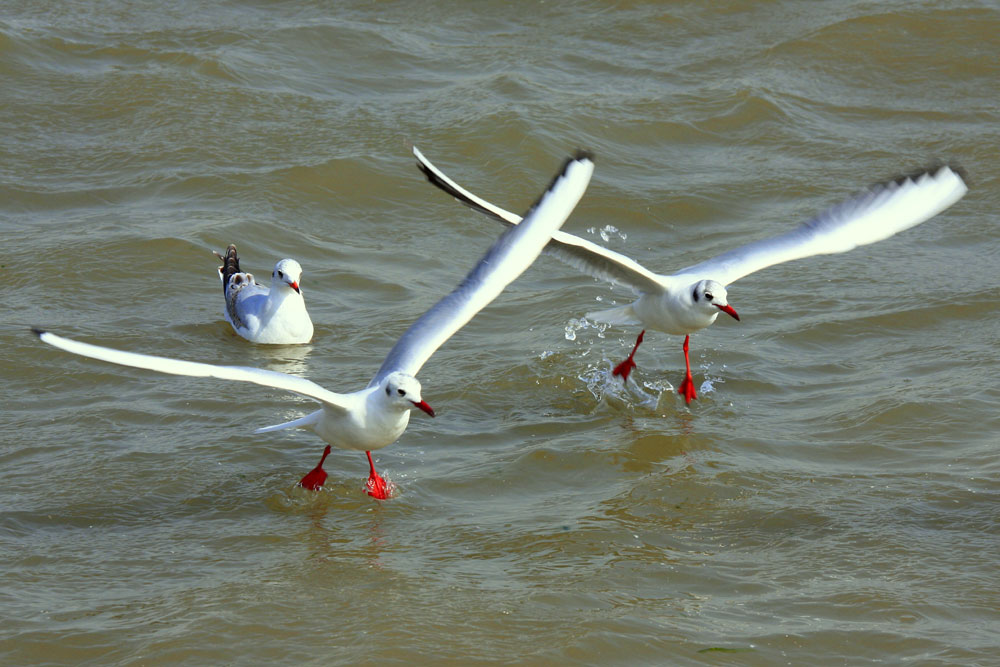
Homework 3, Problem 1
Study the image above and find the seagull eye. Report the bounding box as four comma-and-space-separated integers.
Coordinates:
705, 292, 714, 301
397, 389, 406, 396
278, 270, 284, 278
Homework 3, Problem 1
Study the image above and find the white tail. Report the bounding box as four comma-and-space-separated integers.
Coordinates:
586, 303, 641, 326
254, 409, 322, 434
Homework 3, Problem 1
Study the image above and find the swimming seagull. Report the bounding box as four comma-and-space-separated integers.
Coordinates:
214, 244, 314, 344
412, 146, 968, 403
33, 151, 595, 498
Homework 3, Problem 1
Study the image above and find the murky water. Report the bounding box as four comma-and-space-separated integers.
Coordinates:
2, 1, 999, 664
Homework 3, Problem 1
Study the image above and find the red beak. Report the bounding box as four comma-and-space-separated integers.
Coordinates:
288, 281, 301, 294
716, 303, 740, 321
412, 400, 435, 418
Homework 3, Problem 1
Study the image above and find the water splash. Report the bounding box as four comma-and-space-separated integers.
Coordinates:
587, 224, 628, 243
564, 316, 609, 341
578, 360, 672, 410
366, 474, 397, 500
698, 363, 725, 396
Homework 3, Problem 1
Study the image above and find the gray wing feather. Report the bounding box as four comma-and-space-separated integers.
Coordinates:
675, 165, 968, 286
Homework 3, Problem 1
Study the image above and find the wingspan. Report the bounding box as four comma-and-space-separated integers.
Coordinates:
675, 165, 968, 287
371, 150, 595, 385
414, 146, 666, 295
33, 329, 351, 411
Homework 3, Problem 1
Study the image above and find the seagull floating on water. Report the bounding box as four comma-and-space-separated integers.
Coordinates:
214, 244, 314, 344
413, 146, 968, 403
34, 151, 594, 498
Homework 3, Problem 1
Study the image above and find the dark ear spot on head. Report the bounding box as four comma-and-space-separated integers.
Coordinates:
692, 287, 699, 302
385, 386, 391, 396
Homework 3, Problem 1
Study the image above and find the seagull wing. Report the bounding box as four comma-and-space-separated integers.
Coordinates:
414, 146, 666, 295
370, 151, 595, 385
674, 165, 968, 287
33, 329, 351, 411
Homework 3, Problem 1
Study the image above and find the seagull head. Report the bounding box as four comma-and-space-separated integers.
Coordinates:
692, 279, 739, 322
272, 259, 304, 294
382, 372, 435, 417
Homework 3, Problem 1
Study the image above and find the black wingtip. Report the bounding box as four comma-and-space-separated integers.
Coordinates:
945, 163, 970, 187
889, 162, 969, 188
31, 327, 46, 338
415, 153, 511, 224
415, 148, 593, 223
546, 150, 595, 196
523, 150, 595, 219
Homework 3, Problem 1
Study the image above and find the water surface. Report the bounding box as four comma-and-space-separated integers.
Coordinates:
2, 1, 999, 664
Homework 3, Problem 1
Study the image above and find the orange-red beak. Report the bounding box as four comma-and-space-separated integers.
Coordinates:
412, 400, 435, 417
716, 303, 740, 321
289, 281, 300, 294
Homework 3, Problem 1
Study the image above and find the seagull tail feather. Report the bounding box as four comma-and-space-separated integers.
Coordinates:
218, 244, 241, 290
585, 303, 642, 326
254, 409, 322, 434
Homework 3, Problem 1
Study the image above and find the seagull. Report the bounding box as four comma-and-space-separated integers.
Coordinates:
33, 151, 594, 498
412, 146, 968, 403
213, 244, 314, 344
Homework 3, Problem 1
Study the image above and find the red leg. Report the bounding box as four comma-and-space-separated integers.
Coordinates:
365, 451, 391, 500
677, 334, 697, 403
298, 445, 331, 491
612, 330, 646, 382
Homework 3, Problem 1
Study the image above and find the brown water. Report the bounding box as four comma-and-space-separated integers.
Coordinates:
2, 1, 999, 664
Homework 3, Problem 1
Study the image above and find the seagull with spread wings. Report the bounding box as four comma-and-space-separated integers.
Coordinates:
413, 146, 967, 403
35, 151, 594, 498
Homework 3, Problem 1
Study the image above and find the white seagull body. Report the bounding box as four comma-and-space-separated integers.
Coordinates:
413, 146, 968, 403
35, 151, 595, 497
214, 244, 314, 344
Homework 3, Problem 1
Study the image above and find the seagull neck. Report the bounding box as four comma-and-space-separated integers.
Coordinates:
264, 283, 301, 312
366, 389, 412, 434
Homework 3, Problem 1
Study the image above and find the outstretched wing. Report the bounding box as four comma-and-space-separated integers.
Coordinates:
370, 151, 595, 385
414, 146, 666, 295
675, 165, 968, 286
33, 329, 351, 411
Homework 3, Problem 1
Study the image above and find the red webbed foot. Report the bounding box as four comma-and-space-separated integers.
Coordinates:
677, 374, 698, 403
365, 451, 393, 500
298, 445, 331, 491
611, 356, 637, 382
366, 472, 391, 500
611, 330, 645, 383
